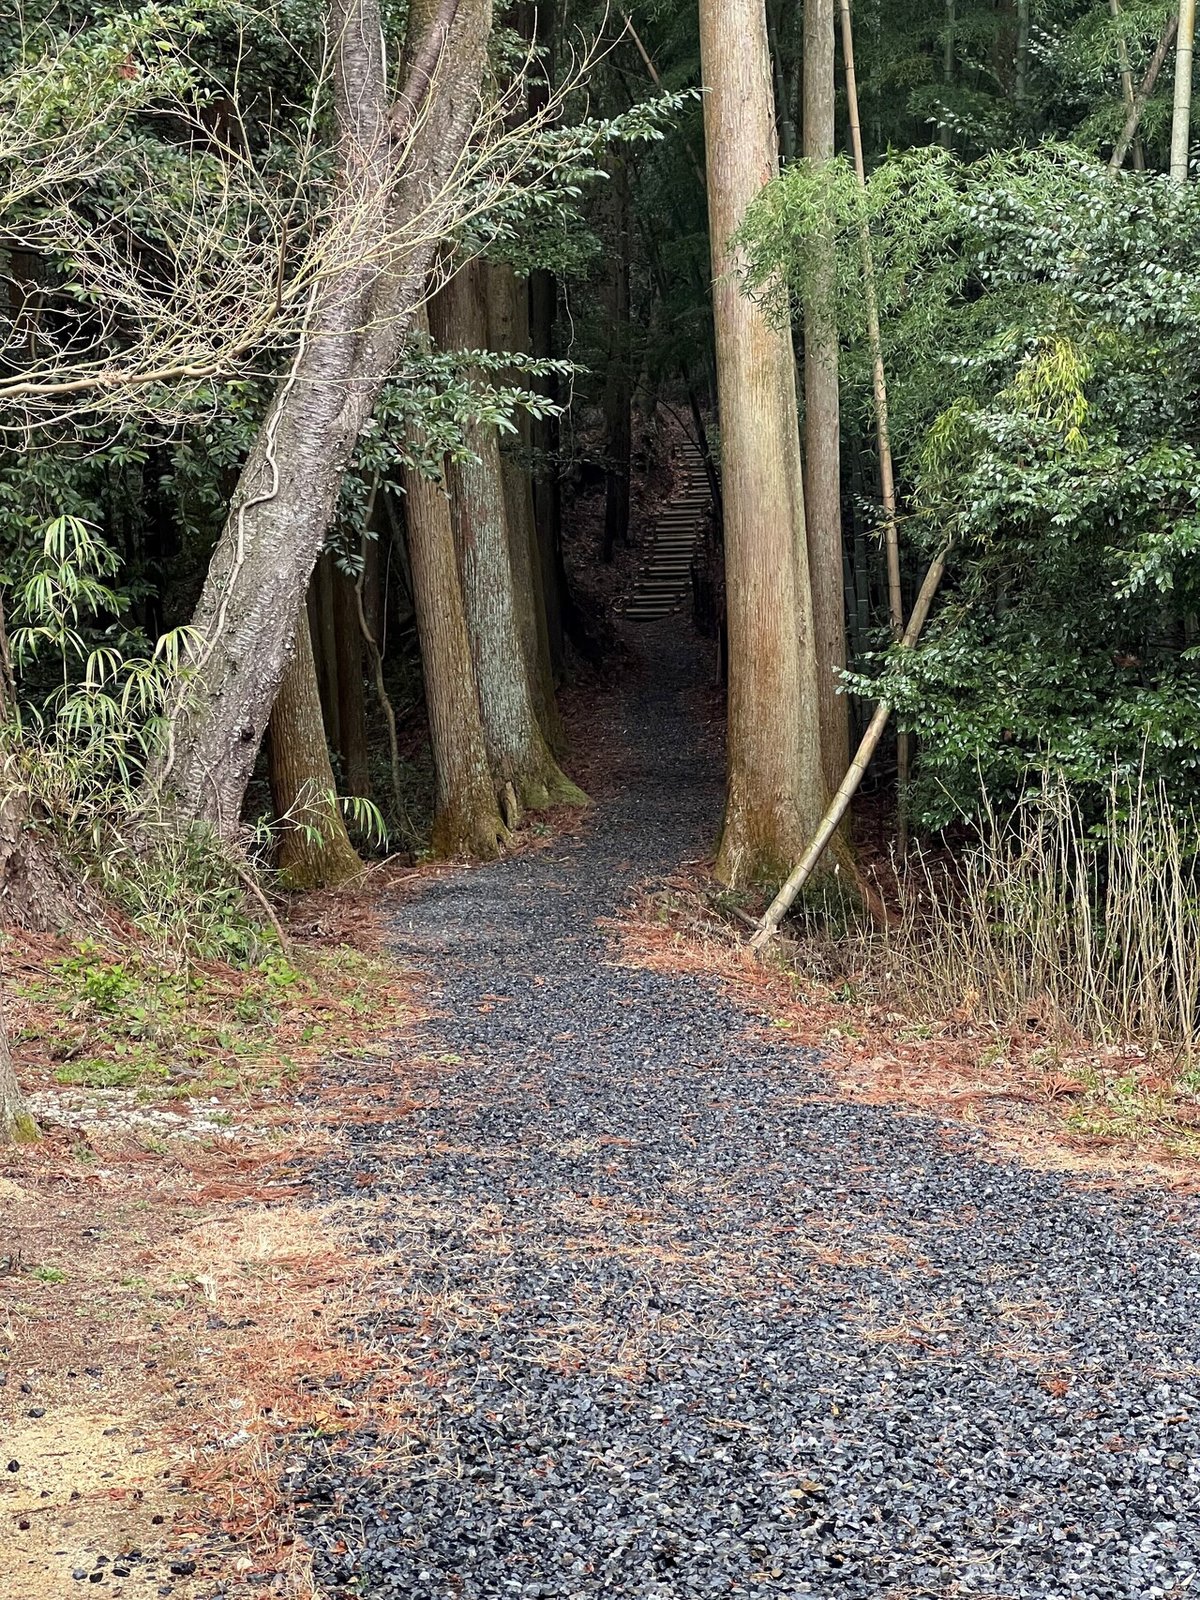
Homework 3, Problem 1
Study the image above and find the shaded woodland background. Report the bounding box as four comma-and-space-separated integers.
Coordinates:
2, 0, 1200, 1143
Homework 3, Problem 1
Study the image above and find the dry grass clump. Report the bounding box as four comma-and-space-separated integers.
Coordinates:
876, 772, 1200, 1059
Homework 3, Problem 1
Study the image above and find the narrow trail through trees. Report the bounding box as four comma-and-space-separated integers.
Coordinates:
293, 623, 1200, 1599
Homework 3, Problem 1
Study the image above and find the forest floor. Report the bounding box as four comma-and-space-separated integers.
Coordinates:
4, 615, 1200, 1598
284, 621, 1198, 1599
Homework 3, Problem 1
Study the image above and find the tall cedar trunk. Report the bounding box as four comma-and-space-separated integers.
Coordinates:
699, 0, 826, 885
0, 988, 35, 1144
602, 159, 633, 562
151, 0, 493, 838
311, 553, 342, 752
486, 261, 564, 750
361, 529, 384, 659
803, 0, 849, 793
529, 267, 565, 673
267, 607, 364, 888
430, 263, 585, 813
333, 562, 371, 797
401, 308, 508, 858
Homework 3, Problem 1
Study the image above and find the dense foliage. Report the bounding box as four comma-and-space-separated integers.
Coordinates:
744, 145, 1200, 824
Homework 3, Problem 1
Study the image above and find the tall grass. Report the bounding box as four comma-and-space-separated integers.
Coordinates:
879, 772, 1200, 1056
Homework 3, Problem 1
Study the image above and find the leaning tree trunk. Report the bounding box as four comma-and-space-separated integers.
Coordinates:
699, 0, 826, 886
430, 262, 585, 814
149, 0, 493, 838
1110, 12, 1179, 170
267, 610, 364, 889
803, 0, 849, 794
401, 315, 509, 858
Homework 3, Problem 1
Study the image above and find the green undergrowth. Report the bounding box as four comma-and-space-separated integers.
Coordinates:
1064, 1065, 1200, 1159
11, 934, 399, 1105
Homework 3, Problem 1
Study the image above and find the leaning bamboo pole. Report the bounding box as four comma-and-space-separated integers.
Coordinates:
837, 0, 909, 845
749, 546, 951, 952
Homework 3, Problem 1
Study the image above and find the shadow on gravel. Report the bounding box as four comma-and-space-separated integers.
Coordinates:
290, 623, 1200, 1600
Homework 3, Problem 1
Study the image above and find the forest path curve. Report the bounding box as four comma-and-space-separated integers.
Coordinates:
294, 622, 1200, 1600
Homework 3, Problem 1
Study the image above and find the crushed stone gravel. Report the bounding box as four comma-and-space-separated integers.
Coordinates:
288, 624, 1200, 1600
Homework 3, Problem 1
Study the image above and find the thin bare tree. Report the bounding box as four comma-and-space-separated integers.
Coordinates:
803, 0, 849, 793
750, 547, 952, 950
1110, 10, 1179, 170
839, 0, 909, 845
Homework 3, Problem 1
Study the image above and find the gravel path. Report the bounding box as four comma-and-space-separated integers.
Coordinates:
294, 625, 1200, 1600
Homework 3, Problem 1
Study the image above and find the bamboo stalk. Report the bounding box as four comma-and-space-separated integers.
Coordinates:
1109, 0, 1146, 169
749, 547, 951, 952
1110, 11, 1179, 170
838, 0, 909, 845
1171, 0, 1196, 181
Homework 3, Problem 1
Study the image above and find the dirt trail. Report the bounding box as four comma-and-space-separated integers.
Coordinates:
291, 622, 1200, 1600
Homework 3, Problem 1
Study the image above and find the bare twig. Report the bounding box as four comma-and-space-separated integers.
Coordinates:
1110, 10, 1179, 170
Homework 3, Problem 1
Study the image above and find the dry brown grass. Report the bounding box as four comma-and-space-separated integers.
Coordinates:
0, 899, 430, 1598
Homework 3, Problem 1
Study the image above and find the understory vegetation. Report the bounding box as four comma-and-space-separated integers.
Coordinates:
7, 1, 1200, 1590
1, 3, 1198, 1128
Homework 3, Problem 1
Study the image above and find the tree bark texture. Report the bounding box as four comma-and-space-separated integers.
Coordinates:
699, 0, 826, 886
401, 310, 508, 858
517, 2, 565, 674
153, 0, 493, 838
267, 608, 364, 889
430, 264, 585, 813
311, 552, 342, 752
486, 261, 563, 750
803, 0, 849, 793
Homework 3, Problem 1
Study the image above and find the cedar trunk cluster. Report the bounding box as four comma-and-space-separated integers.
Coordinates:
11, 0, 1183, 1144
148, 0, 587, 889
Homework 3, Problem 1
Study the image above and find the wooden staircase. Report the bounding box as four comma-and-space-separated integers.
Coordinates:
617, 437, 711, 622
